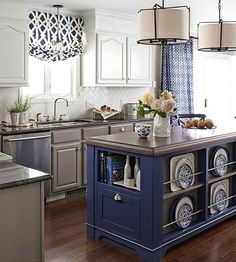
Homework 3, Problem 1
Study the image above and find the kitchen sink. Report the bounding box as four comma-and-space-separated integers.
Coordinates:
37, 119, 95, 128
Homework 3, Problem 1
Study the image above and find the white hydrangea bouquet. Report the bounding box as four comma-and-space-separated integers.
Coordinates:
137, 91, 176, 137
137, 91, 176, 118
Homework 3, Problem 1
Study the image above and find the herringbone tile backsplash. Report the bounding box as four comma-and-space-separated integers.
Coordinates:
0, 86, 149, 122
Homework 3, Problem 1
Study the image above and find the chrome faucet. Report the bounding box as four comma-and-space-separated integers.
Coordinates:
53, 98, 69, 121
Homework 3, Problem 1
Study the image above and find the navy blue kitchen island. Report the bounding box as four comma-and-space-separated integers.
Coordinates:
86, 127, 236, 262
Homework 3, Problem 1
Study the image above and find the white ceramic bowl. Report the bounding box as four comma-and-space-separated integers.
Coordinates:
134, 124, 151, 138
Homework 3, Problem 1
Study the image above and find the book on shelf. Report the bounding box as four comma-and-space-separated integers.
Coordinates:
99, 153, 126, 184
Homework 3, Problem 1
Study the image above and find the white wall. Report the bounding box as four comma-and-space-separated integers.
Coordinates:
33, 86, 148, 121
0, 85, 149, 122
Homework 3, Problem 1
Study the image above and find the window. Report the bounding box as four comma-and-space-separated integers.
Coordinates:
22, 56, 78, 99
193, 52, 236, 125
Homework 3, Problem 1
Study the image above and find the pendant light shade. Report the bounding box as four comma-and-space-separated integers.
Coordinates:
137, 2, 190, 45
198, 0, 236, 51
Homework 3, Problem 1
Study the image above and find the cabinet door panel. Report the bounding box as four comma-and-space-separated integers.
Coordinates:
97, 33, 126, 84
96, 185, 140, 240
52, 142, 82, 193
127, 37, 151, 85
0, 19, 28, 87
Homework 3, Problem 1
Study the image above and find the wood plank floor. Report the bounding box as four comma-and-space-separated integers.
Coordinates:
45, 194, 236, 262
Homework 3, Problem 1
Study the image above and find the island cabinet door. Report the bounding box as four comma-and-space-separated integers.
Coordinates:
96, 185, 140, 241
51, 142, 82, 193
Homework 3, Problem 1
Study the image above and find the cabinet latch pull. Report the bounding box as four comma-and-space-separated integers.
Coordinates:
120, 127, 125, 132
114, 193, 122, 201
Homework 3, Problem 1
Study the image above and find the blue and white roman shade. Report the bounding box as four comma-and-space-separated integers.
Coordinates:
29, 10, 85, 62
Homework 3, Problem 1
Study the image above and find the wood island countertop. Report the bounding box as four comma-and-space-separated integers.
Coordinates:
86, 126, 236, 156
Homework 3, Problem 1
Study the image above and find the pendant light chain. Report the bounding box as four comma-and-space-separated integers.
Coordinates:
52, 4, 63, 45
56, 6, 60, 43
218, 0, 222, 22
162, 0, 165, 8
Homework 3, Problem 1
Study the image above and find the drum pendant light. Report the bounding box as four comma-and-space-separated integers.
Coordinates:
198, 0, 236, 52
137, 0, 190, 45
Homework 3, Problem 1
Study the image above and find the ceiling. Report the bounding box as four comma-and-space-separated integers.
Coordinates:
5, 0, 236, 26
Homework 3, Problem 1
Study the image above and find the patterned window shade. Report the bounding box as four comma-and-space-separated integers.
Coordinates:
29, 10, 85, 62
161, 40, 194, 115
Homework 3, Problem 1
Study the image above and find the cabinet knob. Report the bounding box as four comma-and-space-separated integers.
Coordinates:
114, 194, 122, 201
120, 127, 125, 132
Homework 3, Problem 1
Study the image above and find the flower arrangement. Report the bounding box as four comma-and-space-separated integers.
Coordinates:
137, 91, 176, 118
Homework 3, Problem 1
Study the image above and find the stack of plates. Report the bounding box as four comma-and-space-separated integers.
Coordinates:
210, 179, 229, 214
170, 195, 194, 229
170, 154, 195, 192
209, 147, 229, 177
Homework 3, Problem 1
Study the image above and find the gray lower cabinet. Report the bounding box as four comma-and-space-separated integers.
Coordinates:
51, 142, 82, 193
109, 123, 134, 134
0, 182, 44, 262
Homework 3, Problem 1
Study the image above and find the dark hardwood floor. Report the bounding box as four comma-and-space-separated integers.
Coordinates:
45, 195, 236, 262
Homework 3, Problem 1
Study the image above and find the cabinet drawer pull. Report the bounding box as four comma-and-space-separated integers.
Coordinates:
120, 127, 125, 132
114, 194, 122, 201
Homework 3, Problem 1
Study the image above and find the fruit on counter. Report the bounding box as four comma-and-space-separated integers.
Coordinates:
197, 120, 206, 129
193, 119, 199, 128
185, 120, 193, 128
205, 119, 214, 129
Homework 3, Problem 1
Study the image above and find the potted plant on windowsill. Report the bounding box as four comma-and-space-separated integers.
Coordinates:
7, 97, 31, 126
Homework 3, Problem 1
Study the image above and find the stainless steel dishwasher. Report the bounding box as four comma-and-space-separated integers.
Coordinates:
2, 132, 51, 173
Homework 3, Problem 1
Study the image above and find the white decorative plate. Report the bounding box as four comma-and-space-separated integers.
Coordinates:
174, 196, 193, 229
212, 147, 229, 177
175, 158, 194, 189
210, 179, 229, 214
170, 153, 195, 192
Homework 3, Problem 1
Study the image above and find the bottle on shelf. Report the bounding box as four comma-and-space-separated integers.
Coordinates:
124, 156, 131, 186
136, 170, 141, 190
134, 157, 140, 186
99, 152, 107, 182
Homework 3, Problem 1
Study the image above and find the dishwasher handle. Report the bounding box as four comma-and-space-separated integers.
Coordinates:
5, 134, 51, 143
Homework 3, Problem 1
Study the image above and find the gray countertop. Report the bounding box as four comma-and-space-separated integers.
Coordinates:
0, 163, 51, 190
86, 126, 236, 156
0, 118, 153, 135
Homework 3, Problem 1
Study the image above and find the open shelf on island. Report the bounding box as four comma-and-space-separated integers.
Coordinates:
163, 183, 204, 200
208, 171, 236, 184
113, 180, 140, 191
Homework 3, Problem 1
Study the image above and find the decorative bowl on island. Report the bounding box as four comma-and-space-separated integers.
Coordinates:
134, 124, 151, 138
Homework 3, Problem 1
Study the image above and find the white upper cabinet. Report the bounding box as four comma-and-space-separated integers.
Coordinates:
82, 31, 152, 87
81, 10, 153, 87
97, 33, 126, 84
0, 1, 29, 88
127, 37, 152, 85
0, 19, 28, 87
